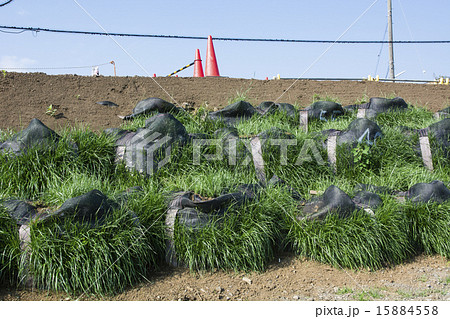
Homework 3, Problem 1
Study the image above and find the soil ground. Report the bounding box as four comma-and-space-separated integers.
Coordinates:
1, 72, 449, 132
1, 253, 448, 301
0, 73, 449, 301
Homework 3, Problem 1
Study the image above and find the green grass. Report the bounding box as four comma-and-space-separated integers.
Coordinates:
353, 288, 384, 301
376, 106, 436, 129
336, 286, 354, 295
310, 94, 341, 104
0, 139, 74, 200
227, 81, 254, 104
285, 203, 413, 270
0, 127, 116, 201
418, 274, 428, 282
0, 95, 449, 296
174, 203, 277, 272
396, 289, 413, 299
27, 207, 159, 296
173, 186, 289, 272
0, 208, 20, 285
403, 201, 450, 258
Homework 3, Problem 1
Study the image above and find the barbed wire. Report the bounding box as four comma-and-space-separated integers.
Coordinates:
1, 25, 450, 44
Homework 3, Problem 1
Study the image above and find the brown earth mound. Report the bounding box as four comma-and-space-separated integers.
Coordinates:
1, 72, 449, 132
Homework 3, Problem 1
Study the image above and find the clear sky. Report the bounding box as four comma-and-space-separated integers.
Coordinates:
1, 0, 449, 80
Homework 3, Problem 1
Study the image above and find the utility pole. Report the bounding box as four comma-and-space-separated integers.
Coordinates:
388, 0, 395, 80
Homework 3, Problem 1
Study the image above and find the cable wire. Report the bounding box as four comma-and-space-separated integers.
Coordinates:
398, 0, 426, 74
0, 61, 112, 70
0, 0, 14, 7
1, 25, 450, 44
374, 22, 388, 75
0, 28, 25, 34
275, 0, 381, 103
71, 0, 183, 110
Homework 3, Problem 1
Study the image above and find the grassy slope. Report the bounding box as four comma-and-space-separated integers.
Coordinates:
0, 97, 449, 295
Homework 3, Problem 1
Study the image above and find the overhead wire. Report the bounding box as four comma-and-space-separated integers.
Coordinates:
374, 22, 388, 75
274, 0, 380, 103
0, 28, 25, 34
397, 0, 426, 75
0, 61, 113, 70
71, 0, 183, 109
0, 0, 14, 7
0, 25, 450, 44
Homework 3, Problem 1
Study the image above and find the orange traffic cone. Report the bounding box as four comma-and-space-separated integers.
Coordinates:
205, 35, 220, 76
193, 49, 204, 77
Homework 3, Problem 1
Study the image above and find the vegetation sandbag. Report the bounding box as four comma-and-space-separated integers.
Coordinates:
173, 188, 281, 272
144, 113, 189, 143
208, 100, 257, 124
407, 180, 450, 203
42, 189, 117, 227
0, 200, 38, 226
0, 118, 61, 156
367, 97, 408, 113
298, 185, 356, 221
27, 207, 157, 295
305, 101, 344, 121
256, 101, 297, 118
337, 118, 383, 146
427, 118, 450, 158
285, 198, 413, 270
352, 191, 383, 209
123, 97, 180, 120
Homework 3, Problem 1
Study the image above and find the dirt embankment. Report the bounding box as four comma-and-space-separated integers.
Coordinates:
0, 73, 449, 301
1, 73, 449, 132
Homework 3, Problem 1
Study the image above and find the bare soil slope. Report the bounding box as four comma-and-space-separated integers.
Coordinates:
1, 73, 449, 132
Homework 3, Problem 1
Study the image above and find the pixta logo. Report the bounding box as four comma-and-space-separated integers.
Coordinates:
124, 129, 172, 175
193, 137, 325, 166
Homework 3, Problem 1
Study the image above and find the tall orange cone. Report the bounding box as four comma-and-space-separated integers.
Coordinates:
205, 35, 220, 76
193, 49, 204, 77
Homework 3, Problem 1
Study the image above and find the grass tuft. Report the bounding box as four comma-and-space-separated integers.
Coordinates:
402, 201, 450, 258
285, 199, 413, 270
173, 187, 287, 272
27, 207, 157, 296
0, 208, 20, 285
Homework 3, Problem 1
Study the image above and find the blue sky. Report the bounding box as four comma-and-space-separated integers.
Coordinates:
1, 0, 449, 80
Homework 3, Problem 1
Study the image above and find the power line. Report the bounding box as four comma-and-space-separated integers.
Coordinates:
0, 0, 14, 7
398, 0, 426, 75
1, 25, 450, 44
0, 61, 113, 70
374, 22, 388, 75
0, 28, 25, 34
